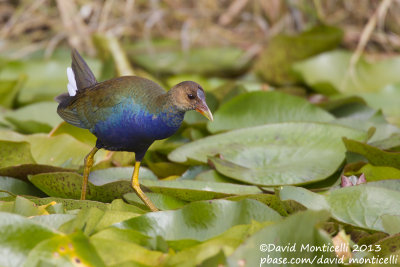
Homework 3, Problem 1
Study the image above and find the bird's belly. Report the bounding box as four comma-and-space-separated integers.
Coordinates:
92, 109, 182, 152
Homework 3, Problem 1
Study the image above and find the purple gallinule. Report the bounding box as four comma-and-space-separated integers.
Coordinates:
56, 50, 213, 211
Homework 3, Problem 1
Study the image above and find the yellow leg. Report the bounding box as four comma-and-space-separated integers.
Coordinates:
132, 161, 159, 211
81, 147, 99, 200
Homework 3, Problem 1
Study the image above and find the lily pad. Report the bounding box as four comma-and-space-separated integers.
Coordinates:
255, 25, 342, 85
169, 122, 367, 186
140, 179, 262, 201
227, 210, 336, 267
127, 40, 249, 76
0, 77, 24, 108
0, 130, 107, 169
0, 176, 44, 197
50, 122, 97, 146
114, 199, 281, 241
358, 164, 400, 181
28, 172, 133, 202
293, 50, 400, 94
124, 192, 187, 210
25, 232, 105, 267
343, 138, 400, 168
0, 140, 35, 168
0, 50, 101, 105
5, 102, 62, 133
208, 91, 334, 133
280, 185, 400, 232
0, 164, 75, 182
0, 212, 58, 267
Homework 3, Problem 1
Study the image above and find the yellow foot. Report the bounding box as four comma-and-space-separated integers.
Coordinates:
132, 161, 159, 211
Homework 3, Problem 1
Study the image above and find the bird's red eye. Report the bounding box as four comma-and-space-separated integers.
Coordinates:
188, 94, 195, 100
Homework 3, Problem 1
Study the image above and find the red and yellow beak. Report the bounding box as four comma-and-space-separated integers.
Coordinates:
196, 103, 213, 121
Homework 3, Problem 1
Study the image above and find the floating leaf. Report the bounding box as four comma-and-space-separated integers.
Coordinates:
358, 84, 400, 126
124, 192, 187, 210
127, 40, 249, 76
358, 164, 400, 181
0, 140, 35, 168
140, 179, 262, 201
91, 235, 165, 267
280, 185, 400, 232
114, 199, 281, 241
0, 50, 101, 105
25, 232, 105, 267
166, 223, 261, 266
343, 138, 400, 168
208, 91, 334, 133
90, 166, 157, 184
227, 210, 335, 267
29, 214, 76, 230
0, 176, 44, 197
5, 102, 62, 133
0, 164, 74, 182
0, 212, 58, 267
0, 77, 24, 108
0, 130, 107, 169
50, 122, 97, 146
293, 50, 400, 94
28, 172, 135, 202
255, 25, 342, 85
170, 122, 367, 186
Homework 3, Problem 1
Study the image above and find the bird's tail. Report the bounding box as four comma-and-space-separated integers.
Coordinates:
55, 49, 97, 129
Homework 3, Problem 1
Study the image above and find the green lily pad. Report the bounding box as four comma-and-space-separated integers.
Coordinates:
0, 130, 107, 169
169, 122, 367, 186
31, 197, 109, 211
293, 50, 400, 94
358, 84, 400, 126
5, 102, 62, 133
29, 214, 76, 230
50, 122, 97, 146
0, 212, 58, 267
89, 166, 157, 184
255, 25, 342, 85
166, 223, 264, 266
25, 232, 105, 267
227, 210, 335, 267
0, 140, 35, 168
140, 179, 262, 201
358, 164, 400, 181
280, 185, 400, 232
381, 215, 400, 235
0, 176, 44, 197
0, 77, 24, 108
208, 91, 334, 133
127, 40, 249, 76
0, 50, 101, 105
0, 164, 75, 182
28, 172, 136, 202
124, 192, 187, 210
91, 234, 165, 267
343, 138, 400, 168
114, 199, 281, 241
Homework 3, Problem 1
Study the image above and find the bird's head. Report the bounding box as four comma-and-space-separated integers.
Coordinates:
169, 81, 213, 121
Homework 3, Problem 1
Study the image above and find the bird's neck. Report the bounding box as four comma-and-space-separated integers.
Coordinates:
157, 92, 185, 128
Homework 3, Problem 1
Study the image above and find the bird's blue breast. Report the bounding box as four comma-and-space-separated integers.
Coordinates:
91, 99, 183, 152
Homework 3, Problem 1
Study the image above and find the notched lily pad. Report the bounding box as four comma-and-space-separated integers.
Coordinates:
170, 122, 367, 186
208, 91, 334, 133
0, 140, 35, 168
28, 172, 136, 202
114, 199, 281, 242
343, 137, 400, 168
280, 185, 400, 232
140, 179, 262, 201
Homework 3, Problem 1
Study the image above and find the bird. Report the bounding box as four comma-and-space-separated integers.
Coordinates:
56, 49, 213, 211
